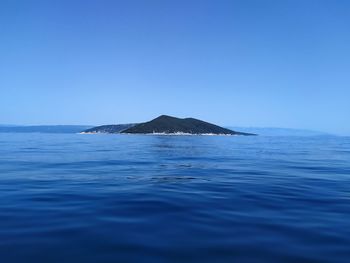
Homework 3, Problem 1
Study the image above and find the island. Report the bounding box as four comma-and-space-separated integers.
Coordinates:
81, 115, 256, 136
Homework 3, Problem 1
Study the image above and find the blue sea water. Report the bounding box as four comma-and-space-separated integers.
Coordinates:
0, 133, 349, 263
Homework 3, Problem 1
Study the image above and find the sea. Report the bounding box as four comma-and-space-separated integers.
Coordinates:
0, 133, 349, 263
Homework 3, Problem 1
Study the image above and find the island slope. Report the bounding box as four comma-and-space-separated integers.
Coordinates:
81, 124, 137, 134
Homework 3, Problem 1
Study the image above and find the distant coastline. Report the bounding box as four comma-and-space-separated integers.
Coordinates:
0, 123, 333, 137
0, 125, 93, 134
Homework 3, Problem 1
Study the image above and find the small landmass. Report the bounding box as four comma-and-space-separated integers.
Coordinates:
82, 115, 256, 136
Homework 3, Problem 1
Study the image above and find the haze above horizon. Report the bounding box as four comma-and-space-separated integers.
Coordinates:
1, 0, 349, 135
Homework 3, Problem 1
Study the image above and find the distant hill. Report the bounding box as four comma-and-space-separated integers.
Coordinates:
228, 127, 331, 136
121, 115, 255, 135
0, 125, 93, 134
81, 124, 137, 134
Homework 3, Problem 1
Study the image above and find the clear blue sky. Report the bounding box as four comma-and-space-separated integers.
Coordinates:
1, 0, 349, 135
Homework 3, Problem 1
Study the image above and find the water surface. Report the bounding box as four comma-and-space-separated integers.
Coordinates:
0, 134, 349, 262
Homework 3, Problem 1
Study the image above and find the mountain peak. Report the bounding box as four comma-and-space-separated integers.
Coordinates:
154, 115, 179, 120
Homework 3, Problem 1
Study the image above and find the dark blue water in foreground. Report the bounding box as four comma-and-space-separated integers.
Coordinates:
0, 134, 349, 263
